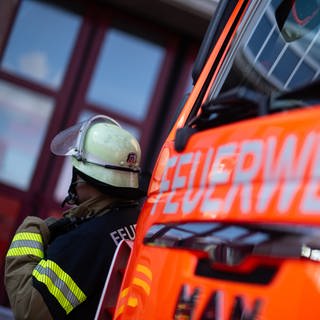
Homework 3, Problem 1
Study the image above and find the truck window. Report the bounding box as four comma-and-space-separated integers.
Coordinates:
208, 0, 320, 100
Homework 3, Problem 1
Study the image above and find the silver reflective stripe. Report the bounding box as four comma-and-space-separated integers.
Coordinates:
9, 239, 42, 250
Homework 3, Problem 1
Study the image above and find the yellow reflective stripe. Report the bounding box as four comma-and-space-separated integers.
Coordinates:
137, 264, 152, 280
43, 260, 86, 304
12, 232, 42, 242
120, 287, 129, 298
128, 297, 138, 307
6, 247, 44, 259
115, 304, 125, 319
132, 277, 150, 295
7, 232, 44, 258
32, 260, 86, 314
115, 289, 128, 319
33, 268, 74, 314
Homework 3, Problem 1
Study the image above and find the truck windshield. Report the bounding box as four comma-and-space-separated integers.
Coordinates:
209, 0, 320, 99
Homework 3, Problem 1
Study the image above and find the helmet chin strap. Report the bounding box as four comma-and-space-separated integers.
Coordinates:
61, 168, 80, 207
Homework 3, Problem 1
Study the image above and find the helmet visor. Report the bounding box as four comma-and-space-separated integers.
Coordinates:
50, 121, 83, 156
50, 115, 121, 157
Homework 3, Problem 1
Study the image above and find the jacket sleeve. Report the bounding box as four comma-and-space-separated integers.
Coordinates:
4, 216, 53, 320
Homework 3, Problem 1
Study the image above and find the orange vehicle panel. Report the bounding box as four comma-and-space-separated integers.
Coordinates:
115, 105, 320, 319
116, 248, 320, 319
149, 106, 320, 226
113, 0, 320, 319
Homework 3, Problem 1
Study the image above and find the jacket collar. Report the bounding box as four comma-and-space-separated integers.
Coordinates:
63, 195, 116, 219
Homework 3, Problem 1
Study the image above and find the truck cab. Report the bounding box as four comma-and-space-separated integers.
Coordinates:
106, 0, 320, 318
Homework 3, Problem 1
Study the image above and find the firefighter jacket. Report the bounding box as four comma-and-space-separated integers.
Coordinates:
5, 195, 141, 320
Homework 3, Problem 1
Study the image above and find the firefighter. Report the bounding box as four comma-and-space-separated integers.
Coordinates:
5, 115, 145, 320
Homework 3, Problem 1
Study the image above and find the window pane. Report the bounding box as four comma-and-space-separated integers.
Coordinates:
248, 15, 272, 57
271, 48, 300, 84
1, 0, 81, 89
288, 62, 317, 88
87, 28, 165, 121
0, 81, 54, 190
309, 36, 320, 63
257, 30, 285, 72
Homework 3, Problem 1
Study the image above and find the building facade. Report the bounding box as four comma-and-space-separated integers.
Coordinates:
0, 0, 217, 309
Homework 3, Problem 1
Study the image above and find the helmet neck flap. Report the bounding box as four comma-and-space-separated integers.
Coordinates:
61, 167, 80, 207
62, 167, 146, 207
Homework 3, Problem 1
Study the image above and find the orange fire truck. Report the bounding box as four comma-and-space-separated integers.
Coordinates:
96, 0, 320, 319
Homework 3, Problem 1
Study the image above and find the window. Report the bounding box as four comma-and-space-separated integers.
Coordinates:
87, 28, 165, 122
1, 0, 81, 89
209, 0, 320, 99
0, 80, 54, 190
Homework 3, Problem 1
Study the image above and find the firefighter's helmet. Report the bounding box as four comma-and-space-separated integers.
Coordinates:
50, 115, 141, 189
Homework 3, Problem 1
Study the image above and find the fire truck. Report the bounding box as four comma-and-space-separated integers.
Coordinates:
96, 0, 320, 319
